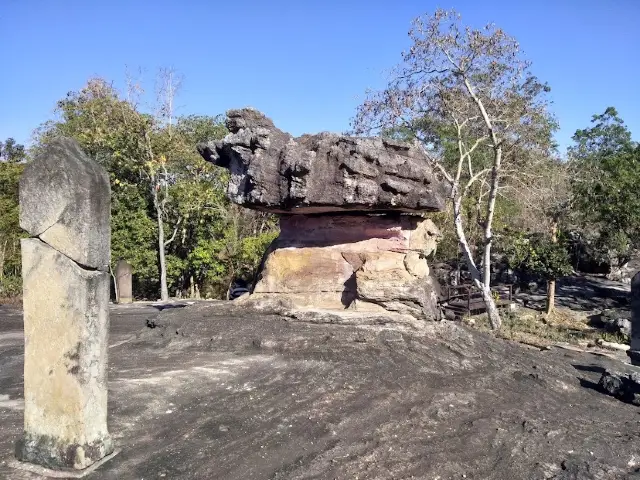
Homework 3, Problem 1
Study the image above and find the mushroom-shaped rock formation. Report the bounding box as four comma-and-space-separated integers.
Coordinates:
198, 108, 449, 322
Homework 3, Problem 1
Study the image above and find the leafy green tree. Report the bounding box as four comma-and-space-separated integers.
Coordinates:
0, 138, 26, 296
502, 230, 572, 313
35, 78, 163, 298
569, 107, 640, 269
34, 75, 278, 300
0, 138, 26, 162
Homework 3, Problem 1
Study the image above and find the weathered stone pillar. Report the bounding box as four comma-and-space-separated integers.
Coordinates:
16, 138, 114, 470
628, 272, 640, 366
115, 260, 133, 304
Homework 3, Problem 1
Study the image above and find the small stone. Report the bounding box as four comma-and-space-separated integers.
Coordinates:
598, 369, 640, 405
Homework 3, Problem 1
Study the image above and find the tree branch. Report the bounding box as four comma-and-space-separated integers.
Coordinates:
164, 217, 183, 246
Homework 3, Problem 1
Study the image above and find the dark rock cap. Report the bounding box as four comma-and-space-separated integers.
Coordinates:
198, 108, 448, 214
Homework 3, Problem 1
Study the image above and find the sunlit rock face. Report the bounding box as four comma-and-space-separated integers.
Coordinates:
198, 109, 448, 322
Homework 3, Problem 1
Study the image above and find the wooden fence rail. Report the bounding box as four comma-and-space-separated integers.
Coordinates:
443, 284, 514, 318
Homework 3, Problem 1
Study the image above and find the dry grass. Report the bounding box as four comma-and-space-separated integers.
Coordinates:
0, 296, 22, 308
467, 306, 629, 348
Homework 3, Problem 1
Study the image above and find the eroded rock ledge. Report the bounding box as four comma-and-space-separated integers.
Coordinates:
197, 108, 448, 214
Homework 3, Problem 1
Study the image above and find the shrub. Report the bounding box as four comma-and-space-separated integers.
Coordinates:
0, 275, 22, 298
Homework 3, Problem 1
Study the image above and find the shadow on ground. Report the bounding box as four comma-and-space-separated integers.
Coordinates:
517, 274, 630, 313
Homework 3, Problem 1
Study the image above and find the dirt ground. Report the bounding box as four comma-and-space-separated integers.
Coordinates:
0, 300, 639, 480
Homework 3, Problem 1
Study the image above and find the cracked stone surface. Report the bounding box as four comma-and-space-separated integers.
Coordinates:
16, 138, 113, 470
19, 137, 111, 270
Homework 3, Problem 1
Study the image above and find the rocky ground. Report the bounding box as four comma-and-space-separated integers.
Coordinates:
519, 274, 630, 313
0, 298, 639, 479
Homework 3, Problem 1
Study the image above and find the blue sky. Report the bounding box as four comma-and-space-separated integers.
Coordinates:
1, 0, 638, 153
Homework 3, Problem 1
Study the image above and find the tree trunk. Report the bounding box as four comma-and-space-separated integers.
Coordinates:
480, 286, 501, 326
546, 220, 558, 315
463, 77, 502, 326
110, 263, 119, 304
154, 186, 170, 302
0, 239, 6, 280
481, 146, 501, 288
546, 280, 556, 315
189, 275, 195, 299
453, 195, 501, 329
157, 218, 169, 301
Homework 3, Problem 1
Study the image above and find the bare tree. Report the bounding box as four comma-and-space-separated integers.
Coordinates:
353, 9, 554, 329
122, 67, 185, 302
144, 68, 185, 301
515, 158, 570, 315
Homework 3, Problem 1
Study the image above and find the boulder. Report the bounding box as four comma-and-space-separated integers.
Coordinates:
599, 309, 632, 337
19, 137, 111, 270
198, 109, 449, 322
197, 108, 448, 214
606, 256, 640, 284
598, 369, 640, 406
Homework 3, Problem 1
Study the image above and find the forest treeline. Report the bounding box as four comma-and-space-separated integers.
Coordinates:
1, 10, 639, 314
1, 76, 277, 301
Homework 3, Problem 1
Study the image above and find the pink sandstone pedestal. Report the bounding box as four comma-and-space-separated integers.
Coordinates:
252, 214, 441, 319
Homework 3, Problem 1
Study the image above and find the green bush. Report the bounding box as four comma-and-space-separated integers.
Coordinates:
501, 231, 573, 280
0, 275, 22, 298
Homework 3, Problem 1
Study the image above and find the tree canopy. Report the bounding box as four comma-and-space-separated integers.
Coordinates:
31, 77, 277, 300
352, 8, 556, 328
569, 107, 640, 266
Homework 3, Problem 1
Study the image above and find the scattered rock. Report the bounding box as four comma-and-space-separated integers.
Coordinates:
595, 338, 630, 352
599, 308, 632, 337
598, 370, 640, 405
607, 256, 640, 284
